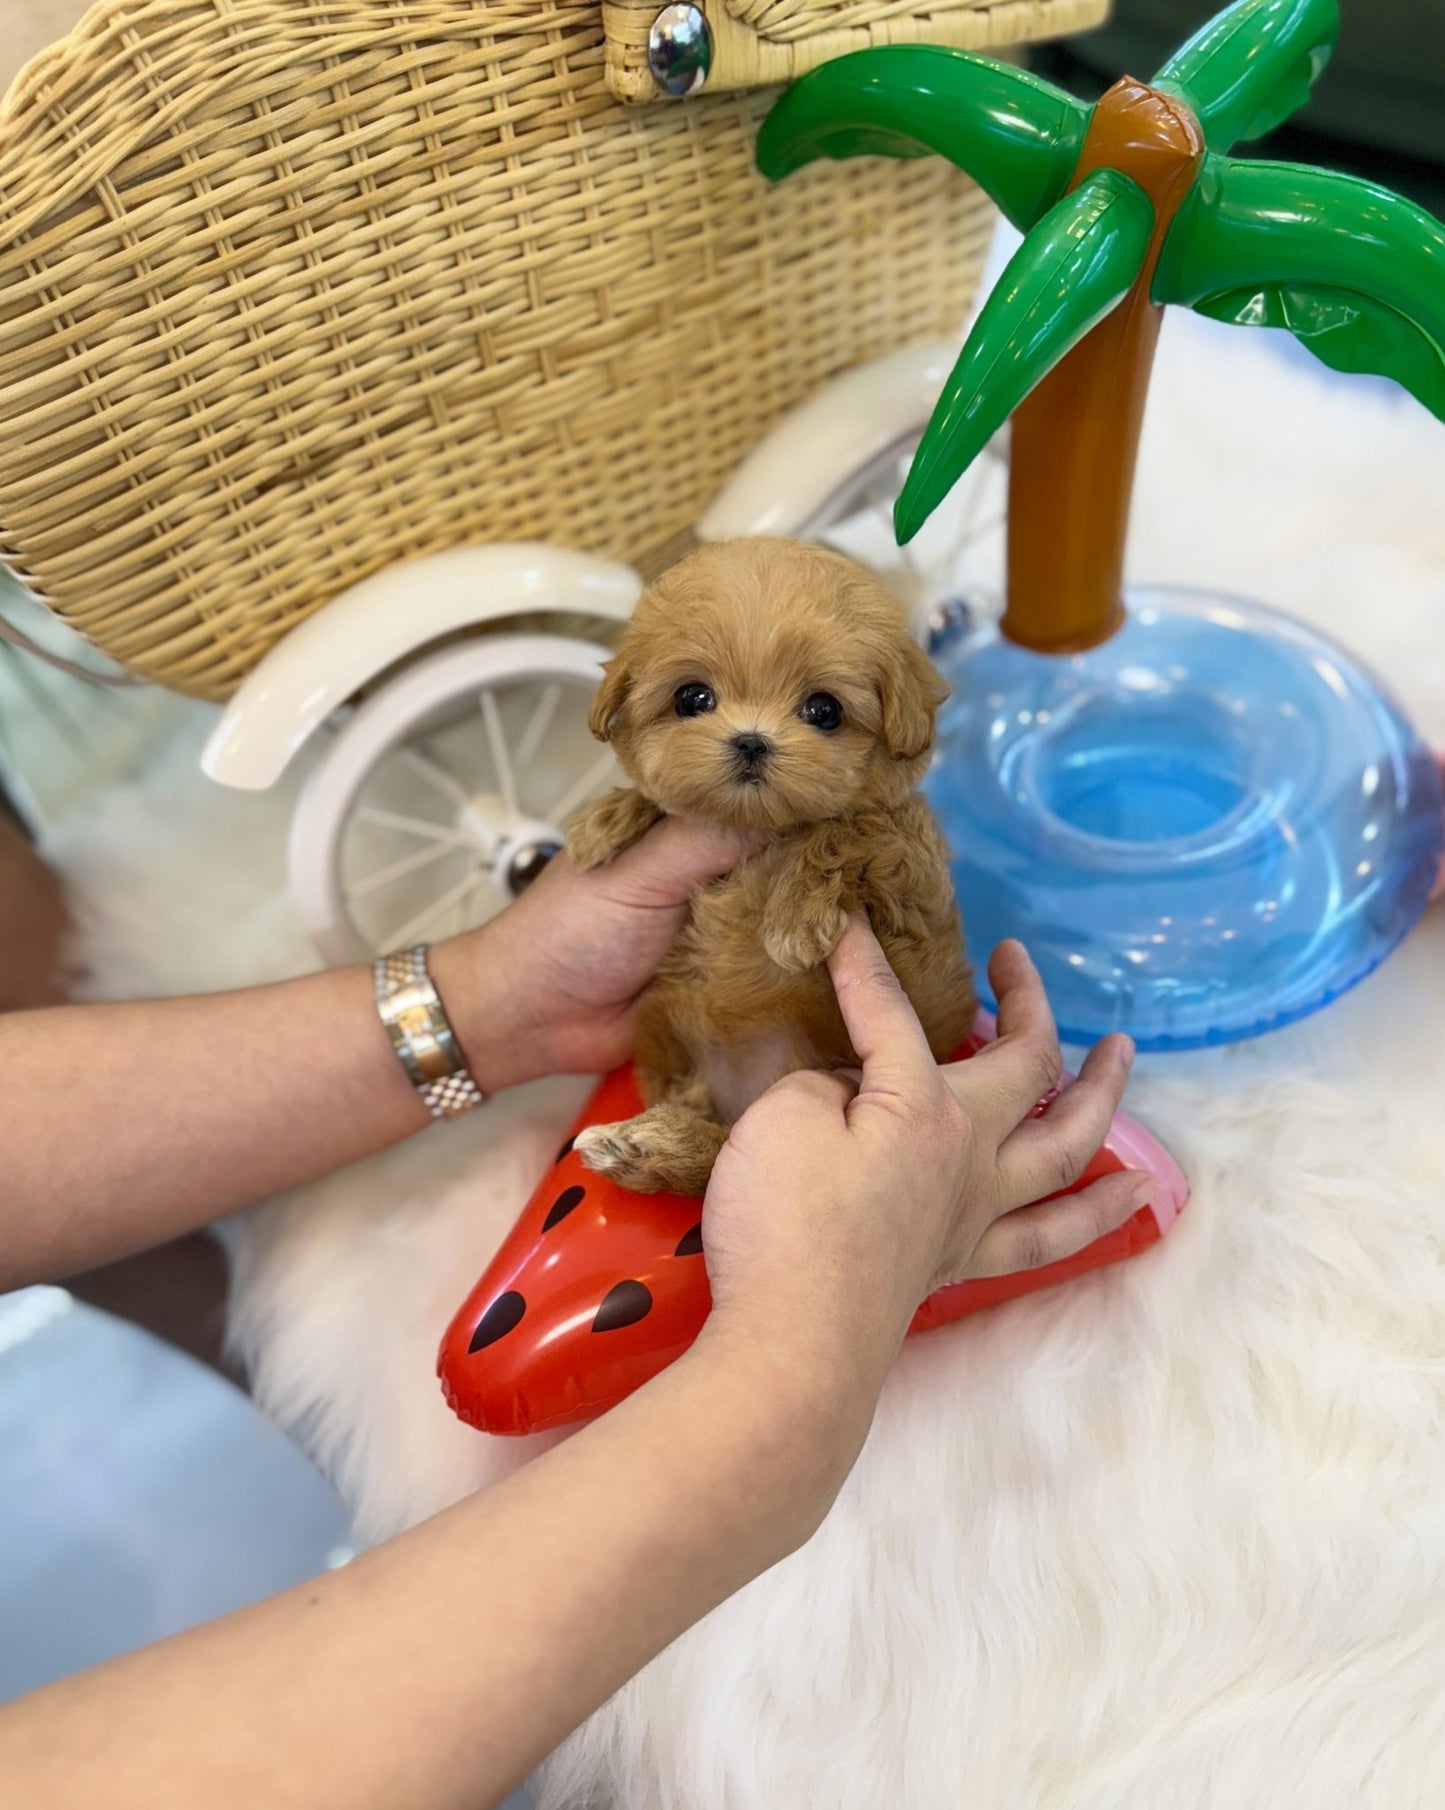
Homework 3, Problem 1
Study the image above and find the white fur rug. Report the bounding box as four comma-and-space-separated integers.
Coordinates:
41, 300, 1445, 1808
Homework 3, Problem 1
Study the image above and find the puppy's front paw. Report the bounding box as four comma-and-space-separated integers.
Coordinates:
762, 899, 848, 974
566, 788, 660, 871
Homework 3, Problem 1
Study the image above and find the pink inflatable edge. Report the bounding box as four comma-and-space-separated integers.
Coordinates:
971, 1009, 1188, 1233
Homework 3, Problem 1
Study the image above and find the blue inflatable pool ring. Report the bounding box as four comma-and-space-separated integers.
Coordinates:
925, 589, 1444, 1049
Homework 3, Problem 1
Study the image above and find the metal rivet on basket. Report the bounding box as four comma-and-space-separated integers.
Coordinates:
648, 4, 712, 98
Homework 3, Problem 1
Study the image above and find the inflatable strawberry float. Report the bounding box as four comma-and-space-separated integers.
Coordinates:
439, 1022, 1187, 1436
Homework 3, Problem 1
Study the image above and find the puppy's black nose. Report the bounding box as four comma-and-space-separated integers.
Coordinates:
731, 732, 772, 768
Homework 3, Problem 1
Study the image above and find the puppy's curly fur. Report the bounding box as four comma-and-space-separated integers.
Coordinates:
567, 537, 976, 1192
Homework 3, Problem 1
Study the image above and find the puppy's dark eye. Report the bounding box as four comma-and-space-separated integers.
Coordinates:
800, 691, 843, 732
674, 683, 716, 718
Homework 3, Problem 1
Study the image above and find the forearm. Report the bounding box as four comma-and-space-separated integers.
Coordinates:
0, 816, 758, 1286
0, 939, 523, 1289
0, 1331, 884, 1810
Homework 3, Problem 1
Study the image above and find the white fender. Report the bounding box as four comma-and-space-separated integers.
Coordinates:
201, 544, 641, 791
696, 342, 954, 542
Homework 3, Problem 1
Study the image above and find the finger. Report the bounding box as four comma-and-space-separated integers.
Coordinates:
826, 915, 935, 1095
953, 1169, 1153, 1281
730, 1067, 856, 1141
993, 1034, 1134, 1208
951, 941, 1065, 1123
606, 815, 764, 908
769, 1067, 859, 1113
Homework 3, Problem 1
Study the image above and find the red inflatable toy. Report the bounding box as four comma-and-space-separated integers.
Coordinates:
439, 1021, 1188, 1435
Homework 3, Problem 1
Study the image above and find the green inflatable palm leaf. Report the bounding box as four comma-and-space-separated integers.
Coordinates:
1196, 287, 1445, 418
896, 170, 1155, 543
754, 47, 1089, 234
1157, 159, 1445, 422
758, 0, 1445, 635
1153, 0, 1337, 151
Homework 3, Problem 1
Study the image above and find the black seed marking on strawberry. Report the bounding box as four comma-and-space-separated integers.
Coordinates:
468, 1291, 526, 1353
591, 1280, 653, 1333
543, 1184, 585, 1231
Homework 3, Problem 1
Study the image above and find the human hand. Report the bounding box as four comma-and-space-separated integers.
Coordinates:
696, 917, 1149, 1408
428, 817, 758, 1090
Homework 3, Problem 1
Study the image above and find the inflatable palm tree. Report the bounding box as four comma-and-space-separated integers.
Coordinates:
757, 0, 1445, 1049
759, 0, 1445, 654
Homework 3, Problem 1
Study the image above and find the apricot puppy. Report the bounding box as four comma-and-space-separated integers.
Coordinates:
567, 537, 975, 1193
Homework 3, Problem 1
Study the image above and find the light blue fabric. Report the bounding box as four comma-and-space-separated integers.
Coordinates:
0, 571, 197, 829
0, 1289, 352, 1699
0, 1288, 535, 1803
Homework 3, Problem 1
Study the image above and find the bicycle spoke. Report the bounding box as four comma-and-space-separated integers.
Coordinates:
936, 509, 1006, 581
385, 862, 492, 951
480, 687, 519, 818
513, 681, 563, 771
955, 458, 1005, 546
355, 804, 470, 845
446, 878, 493, 939
346, 835, 467, 902
548, 747, 616, 824
397, 745, 472, 809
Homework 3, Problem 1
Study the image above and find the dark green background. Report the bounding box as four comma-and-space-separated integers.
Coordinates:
1036, 0, 1445, 211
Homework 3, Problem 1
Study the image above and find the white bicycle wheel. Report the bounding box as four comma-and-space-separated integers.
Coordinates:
290, 634, 617, 965
799, 428, 1008, 647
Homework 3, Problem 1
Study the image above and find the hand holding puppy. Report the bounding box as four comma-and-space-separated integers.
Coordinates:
698, 917, 1146, 1396
429, 815, 760, 1089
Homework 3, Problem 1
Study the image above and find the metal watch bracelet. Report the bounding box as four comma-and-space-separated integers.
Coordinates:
373, 945, 486, 1119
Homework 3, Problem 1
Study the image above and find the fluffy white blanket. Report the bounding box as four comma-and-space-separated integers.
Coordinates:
47, 304, 1445, 1809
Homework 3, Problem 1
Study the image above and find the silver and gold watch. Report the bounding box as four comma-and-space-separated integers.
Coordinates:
373, 945, 486, 1119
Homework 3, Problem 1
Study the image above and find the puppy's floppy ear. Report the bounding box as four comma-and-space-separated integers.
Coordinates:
588, 653, 631, 743
879, 635, 950, 761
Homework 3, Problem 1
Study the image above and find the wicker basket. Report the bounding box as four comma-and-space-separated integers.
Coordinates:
602, 0, 1108, 103
0, 0, 1105, 700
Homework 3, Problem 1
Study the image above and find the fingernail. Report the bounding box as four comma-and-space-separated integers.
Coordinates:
1128, 1173, 1154, 1204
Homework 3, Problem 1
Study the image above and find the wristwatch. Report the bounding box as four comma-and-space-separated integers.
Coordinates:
373, 945, 486, 1119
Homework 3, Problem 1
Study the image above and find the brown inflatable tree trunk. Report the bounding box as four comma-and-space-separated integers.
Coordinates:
1003, 80, 1205, 654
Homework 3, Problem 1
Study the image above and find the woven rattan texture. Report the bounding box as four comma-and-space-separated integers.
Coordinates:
727, 0, 1099, 38
602, 0, 1108, 103
0, 1, 996, 699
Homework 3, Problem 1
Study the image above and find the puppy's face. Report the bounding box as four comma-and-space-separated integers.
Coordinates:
590, 539, 948, 833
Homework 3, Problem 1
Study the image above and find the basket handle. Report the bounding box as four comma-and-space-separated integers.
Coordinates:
0, 608, 143, 689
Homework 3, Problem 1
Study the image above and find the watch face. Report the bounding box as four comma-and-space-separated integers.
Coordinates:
393, 1001, 437, 1040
